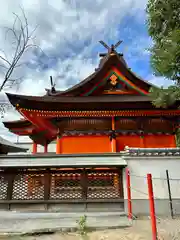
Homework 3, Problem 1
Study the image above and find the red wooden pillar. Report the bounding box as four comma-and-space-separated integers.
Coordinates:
172, 134, 177, 147
111, 116, 116, 152
140, 135, 144, 148
32, 142, 37, 154
147, 173, 157, 240
44, 144, 48, 153
56, 135, 61, 154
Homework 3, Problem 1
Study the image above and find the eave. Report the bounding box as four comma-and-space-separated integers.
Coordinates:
3, 119, 32, 129
0, 136, 28, 153
6, 93, 157, 111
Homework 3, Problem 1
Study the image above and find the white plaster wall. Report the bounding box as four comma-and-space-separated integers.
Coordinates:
123, 156, 180, 200
15, 141, 56, 154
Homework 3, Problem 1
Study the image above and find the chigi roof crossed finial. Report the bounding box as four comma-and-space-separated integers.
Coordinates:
99, 40, 123, 57
96, 40, 125, 70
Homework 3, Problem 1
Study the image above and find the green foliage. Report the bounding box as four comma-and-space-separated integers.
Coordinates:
77, 215, 88, 239
149, 85, 180, 108
147, 0, 180, 82
150, 30, 180, 82
147, 0, 180, 40
150, 86, 180, 147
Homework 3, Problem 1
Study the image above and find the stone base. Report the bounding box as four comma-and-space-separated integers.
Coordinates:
0, 202, 124, 213
0, 211, 131, 235
124, 199, 180, 217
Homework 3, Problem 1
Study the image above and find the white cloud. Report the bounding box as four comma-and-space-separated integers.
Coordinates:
0, 0, 152, 142
149, 76, 174, 88
0, 0, 147, 94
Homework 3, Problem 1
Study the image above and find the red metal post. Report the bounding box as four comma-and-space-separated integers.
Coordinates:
126, 168, 132, 219
147, 173, 157, 240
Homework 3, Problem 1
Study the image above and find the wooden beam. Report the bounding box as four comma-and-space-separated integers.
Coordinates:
19, 109, 180, 118
99, 53, 123, 57
10, 127, 34, 135
19, 109, 58, 138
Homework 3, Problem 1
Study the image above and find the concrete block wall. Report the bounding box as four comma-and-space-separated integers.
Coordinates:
123, 156, 180, 216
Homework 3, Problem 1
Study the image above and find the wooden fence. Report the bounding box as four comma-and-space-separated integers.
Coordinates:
0, 167, 123, 205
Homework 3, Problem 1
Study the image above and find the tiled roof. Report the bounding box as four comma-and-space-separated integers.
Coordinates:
123, 146, 180, 156
0, 153, 126, 168
0, 136, 28, 153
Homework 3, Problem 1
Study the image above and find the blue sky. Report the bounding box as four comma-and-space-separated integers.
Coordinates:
0, 0, 173, 141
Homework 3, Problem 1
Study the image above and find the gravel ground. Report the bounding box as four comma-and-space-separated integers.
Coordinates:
1, 218, 180, 240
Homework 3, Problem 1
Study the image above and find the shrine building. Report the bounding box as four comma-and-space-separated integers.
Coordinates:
1, 41, 180, 213
3, 42, 179, 153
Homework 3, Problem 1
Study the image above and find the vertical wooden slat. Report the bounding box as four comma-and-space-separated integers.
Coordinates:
81, 169, 87, 201
6, 171, 15, 201
6, 170, 16, 210
44, 170, 51, 202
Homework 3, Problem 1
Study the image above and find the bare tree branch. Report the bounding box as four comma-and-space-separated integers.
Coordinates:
0, 7, 38, 92
0, 56, 11, 66
0, 49, 10, 63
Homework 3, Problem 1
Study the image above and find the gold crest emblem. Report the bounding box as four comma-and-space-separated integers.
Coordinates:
110, 74, 118, 86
